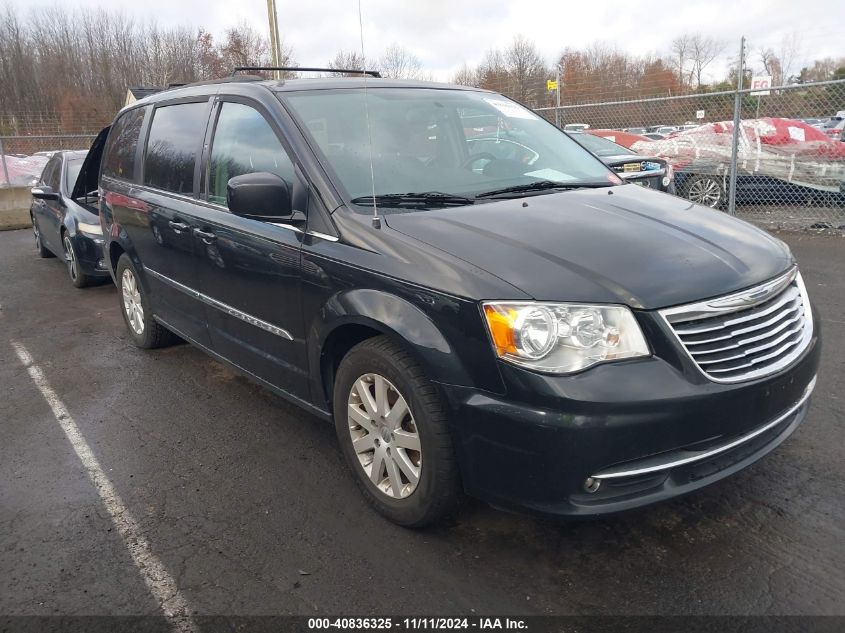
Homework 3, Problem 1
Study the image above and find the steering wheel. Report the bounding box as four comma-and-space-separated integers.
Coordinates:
462, 152, 498, 170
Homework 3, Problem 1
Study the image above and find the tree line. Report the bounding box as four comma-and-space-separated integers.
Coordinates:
1, 3, 843, 135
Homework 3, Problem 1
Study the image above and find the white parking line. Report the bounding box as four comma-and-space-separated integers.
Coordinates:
11, 341, 198, 632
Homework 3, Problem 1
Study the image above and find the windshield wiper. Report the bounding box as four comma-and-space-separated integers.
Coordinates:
350, 192, 475, 208
475, 180, 611, 199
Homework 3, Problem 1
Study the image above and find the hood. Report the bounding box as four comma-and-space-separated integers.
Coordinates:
71, 125, 110, 202
383, 184, 792, 309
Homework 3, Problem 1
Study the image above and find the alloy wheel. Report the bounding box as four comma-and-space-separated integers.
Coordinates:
347, 373, 421, 499
33, 223, 41, 251
63, 236, 78, 281
687, 177, 723, 208
121, 268, 145, 335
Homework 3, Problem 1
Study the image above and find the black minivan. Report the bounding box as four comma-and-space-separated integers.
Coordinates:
85, 73, 820, 526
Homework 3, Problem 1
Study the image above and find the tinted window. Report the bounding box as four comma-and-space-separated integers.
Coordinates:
208, 102, 295, 206
42, 156, 61, 190
103, 107, 145, 181
66, 158, 84, 192
144, 102, 208, 195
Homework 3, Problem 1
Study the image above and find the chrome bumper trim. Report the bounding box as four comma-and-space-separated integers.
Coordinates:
592, 375, 816, 480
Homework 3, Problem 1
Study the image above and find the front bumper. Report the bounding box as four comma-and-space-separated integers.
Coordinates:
73, 233, 110, 277
440, 318, 821, 517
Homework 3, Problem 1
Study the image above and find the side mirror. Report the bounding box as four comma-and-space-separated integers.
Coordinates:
226, 172, 304, 224
31, 186, 59, 201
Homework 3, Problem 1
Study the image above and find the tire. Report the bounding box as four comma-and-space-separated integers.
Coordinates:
682, 174, 725, 209
63, 233, 91, 288
333, 336, 462, 527
32, 215, 54, 258
116, 253, 180, 349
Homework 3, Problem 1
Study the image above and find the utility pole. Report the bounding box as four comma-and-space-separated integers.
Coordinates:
266, 0, 282, 80
555, 67, 561, 128
727, 36, 745, 216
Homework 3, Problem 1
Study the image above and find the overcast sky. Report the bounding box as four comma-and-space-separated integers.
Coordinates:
7, 0, 843, 81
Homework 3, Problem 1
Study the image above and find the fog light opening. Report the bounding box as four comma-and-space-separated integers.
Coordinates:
583, 477, 602, 494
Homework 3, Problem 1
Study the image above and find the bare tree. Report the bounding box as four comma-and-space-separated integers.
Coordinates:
379, 44, 426, 79
777, 31, 802, 84
451, 62, 477, 86
759, 48, 783, 86
689, 34, 725, 89
670, 34, 693, 90
327, 50, 367, 76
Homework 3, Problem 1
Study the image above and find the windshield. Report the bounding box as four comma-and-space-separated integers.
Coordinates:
282, 88, 615, 206
570, 133, 631, 157
66, 159, 84, 193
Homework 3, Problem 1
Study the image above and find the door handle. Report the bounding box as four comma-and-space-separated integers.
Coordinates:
193, 228, 217, 244
168, 219, 190, 234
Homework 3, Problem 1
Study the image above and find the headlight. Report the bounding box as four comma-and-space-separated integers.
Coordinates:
482, 302, 650, 374
78, 221, 102, 235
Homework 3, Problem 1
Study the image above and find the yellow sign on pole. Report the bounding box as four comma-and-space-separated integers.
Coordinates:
547, 79, 558, 91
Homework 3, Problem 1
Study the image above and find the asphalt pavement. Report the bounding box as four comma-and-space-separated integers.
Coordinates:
1, 227, 843, 618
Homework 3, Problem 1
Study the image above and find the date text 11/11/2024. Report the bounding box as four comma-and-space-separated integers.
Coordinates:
307, 617, 528, 630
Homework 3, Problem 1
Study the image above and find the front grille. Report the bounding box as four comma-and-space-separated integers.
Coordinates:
661, 268, 813, 383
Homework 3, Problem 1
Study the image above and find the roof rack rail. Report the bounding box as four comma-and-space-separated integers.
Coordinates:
232, 66, 381, 78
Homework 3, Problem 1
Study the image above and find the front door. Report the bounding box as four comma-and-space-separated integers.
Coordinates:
192, 100, 308, 400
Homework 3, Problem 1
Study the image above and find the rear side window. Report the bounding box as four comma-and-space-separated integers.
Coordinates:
207, 102, 295, 206
42, 156, 61, 191
103, 107, 145, 181
143, 102, 208, 195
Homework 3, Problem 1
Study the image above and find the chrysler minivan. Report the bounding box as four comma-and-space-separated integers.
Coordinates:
80, 72, 820, 526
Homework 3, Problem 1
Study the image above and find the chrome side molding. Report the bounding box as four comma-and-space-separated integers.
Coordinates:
144, 267, 294, 341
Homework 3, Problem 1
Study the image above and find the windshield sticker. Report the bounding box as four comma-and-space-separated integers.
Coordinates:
787, 126, 805, 142
525, 168, 573, 181
484, 98, 538, 120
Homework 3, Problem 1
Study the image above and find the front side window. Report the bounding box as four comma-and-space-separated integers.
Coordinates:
283, 88, 614, 207
208, 102, 295, 207
143, 102, 208, 195
103, 107, 145, 181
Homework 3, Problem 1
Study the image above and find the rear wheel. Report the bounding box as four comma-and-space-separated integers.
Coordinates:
32, 216, 53, 258
683, 174, 725, 209
63, 234, 91, 288
116, 253, 179, 349
333, 336, 462, 527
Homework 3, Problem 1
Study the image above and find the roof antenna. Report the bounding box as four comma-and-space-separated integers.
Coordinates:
357, 0, 380, 229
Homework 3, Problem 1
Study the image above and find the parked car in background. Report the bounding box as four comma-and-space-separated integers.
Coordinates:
655, 126, 678, 135
570, 131, 675, 193
820, 117, 843, 139
634, 119, 845, 208
30, 149, 110, 288
84, 75, 819, 528
642, 133, 667, 141
800, 118, 823, 128
563, 123, 589, 132
623, 127, 647, 134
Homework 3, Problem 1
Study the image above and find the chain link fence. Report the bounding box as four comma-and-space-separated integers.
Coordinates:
0, 111, 107, 188
534, 79, 845, 231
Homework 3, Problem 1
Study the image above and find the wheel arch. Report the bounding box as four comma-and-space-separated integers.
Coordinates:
312, 289, 472, 411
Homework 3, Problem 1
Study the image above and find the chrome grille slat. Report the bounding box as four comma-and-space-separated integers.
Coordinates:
705, 338, 802, 374
695, 324, 804, 365
660, 269, 813, 383
683, 301, 802, 347
673, 288, 799, 336
689, 307, 803, 355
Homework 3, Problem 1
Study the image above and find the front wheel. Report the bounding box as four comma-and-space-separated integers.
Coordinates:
63, 234, 91, 288
333, 336, 462, 527
116, 253, 180, 349
683, 174, 725, 209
